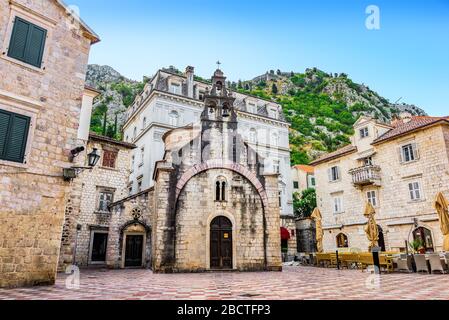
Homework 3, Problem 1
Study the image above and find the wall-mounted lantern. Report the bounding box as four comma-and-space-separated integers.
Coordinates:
63, 148, 101, 181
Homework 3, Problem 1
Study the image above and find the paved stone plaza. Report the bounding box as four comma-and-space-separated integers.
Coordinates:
1, 266, 449, 300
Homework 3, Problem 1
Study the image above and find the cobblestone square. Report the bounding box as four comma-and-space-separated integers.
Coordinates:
1, 266, 449, 300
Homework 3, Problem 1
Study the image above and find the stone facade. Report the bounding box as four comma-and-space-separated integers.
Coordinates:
58, 134, 136, 270
280, 215, 297, 260
291, 165, 315, 194
296, 218, 317, 253
111, 69, 283, 273
0, 0, 98, 287
311, 115, 449, 253
122, 66, 294, 216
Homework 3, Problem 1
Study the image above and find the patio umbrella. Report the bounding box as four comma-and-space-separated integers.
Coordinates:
311, 208, 323, 253
434, 192, 449, 251
364, 202, 379, 252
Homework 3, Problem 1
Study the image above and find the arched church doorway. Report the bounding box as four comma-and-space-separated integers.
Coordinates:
210, 216, 233, 269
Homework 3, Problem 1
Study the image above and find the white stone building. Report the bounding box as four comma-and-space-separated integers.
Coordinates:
310, 114, 449, 253
291, 164, 315, 194
122, 66, 293, 215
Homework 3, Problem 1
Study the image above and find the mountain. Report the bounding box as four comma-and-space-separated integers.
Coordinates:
86, 65, 427, 164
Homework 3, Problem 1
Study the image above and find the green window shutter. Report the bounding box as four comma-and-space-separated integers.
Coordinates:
7, 17, 30, 61
24, 24, 47, 67
0, 109, 30, 163
0, 111, 12, 157
7, 17, 47, 68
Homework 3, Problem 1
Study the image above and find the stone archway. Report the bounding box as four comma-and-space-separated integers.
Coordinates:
175, 160, 268, 209
119, 220, 151, 269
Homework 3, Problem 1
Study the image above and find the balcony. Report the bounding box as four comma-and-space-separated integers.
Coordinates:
349, 165, 381, 187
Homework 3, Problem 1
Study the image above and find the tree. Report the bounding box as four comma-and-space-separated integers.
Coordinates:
293, 188, 317, 218
271, 83, 278, 95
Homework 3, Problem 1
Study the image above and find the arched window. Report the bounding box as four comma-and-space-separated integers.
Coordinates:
249, 128, 257, 143
169, 110, 179, 126
215, 177, 227, 202
336, 233, 349, 248
413, 226, 434, 253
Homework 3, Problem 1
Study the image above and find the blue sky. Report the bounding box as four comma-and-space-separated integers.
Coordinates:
72, 0, 449, 116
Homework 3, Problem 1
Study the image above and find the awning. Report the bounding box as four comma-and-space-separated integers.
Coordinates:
281, 227, 291, 240
355, 149, 377, 160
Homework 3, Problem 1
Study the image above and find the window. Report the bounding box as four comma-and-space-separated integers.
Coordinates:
336, 233, 349, 248
98, 191, 113, 212
359, 127, 369, 138
102, 150, 118, 168
7, 17, 47, 68
133, 127, 137, 140
170, 83, 181, 95
248, 103, 257, 113
0, 109, 30, 163
363, 157, 374, 166
328, 166, 341, 182
137, 180, 143, 192
333, 196, 343, 213
308, 175, 316, 188
249, 128, 257, 143
409, 182, 422, 201
279, 191, 282, 207
169, 110, 179, 126
273, 160, 280, 174
139, 147, 145, 166
131, 155, 135, 171
215, 177, 227, 202
142, 117, 146, 130
90, 232, 108, 262
401, 143, 418, 163
367, 190, 377, 206
198, 91, 205, 101
293, 181, 299, 189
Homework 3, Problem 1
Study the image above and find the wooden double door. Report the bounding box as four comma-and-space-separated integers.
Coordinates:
125, 235, 144, 267
210, 216, 233, 269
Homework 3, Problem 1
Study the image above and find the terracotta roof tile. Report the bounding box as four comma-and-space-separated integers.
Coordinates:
293, 165, 315, 173
309, 144, 358, 166
372, 116, 449, 144
89, 132, 137, 149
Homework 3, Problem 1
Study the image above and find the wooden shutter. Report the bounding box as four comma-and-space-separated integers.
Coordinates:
0, 110, 30, 163
25, 24, 47, 67
328, 168, 332, 182
411, 143, 420, 160
7, 17, 46, 68
7, 17, 29, 61
398, 146, 404, 163
0, 111, 12, 157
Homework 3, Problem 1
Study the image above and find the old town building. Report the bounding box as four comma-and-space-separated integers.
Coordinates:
0, 0, 98, 287
311, 114, 449, 253
291, 164, 315, 194
106, 69, 283, 272
122, 66, 294, 216
58, 133, 136, 270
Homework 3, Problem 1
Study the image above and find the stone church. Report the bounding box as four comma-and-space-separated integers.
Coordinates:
107, 69, 282, 272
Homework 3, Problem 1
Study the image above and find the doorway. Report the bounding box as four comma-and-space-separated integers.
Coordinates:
377, 225, 386, 252
210, 216, 233, 269
413, 227, 434, 253
124, 235, 144, 267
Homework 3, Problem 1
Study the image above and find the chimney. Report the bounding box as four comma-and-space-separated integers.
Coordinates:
185, 66, 194, 98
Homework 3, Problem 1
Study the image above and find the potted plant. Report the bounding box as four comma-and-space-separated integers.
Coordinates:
409, 239, 425, 254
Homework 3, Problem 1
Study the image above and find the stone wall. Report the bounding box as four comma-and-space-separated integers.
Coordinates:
296, 218, 316, 253
58, 138, 134, 270
0, 0, 94, 287
280, 216, 297, 258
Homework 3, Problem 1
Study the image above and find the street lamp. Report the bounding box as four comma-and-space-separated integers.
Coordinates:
87, 148, 101, 167
63, 147, 101, 181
